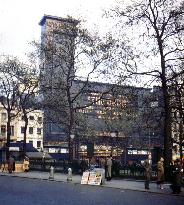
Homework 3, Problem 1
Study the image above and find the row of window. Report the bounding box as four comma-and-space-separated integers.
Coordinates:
1, 113, 42, 123
21, 127, 42, 135
29, 140, 42, 148
0, 125, 14, 136
0, 125, 42, 136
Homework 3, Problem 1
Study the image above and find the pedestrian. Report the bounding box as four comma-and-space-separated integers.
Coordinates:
170, 159, 183, 194
100, 158, 106, 169
1, 159, 7, 172
8, 155, 15, 174
157, 157, 164, 189
90, 156, 96, 170
23, 156, 29, 172
106, 157, 112, 181
80, 159, 88, 173
143, 154, 152, 190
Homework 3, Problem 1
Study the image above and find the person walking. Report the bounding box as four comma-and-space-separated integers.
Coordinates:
8, 155, 15, 174
143, 154, 152, 190
23, 156, 29, 172
1, 159, 7, 172
80, 159, 88, 173
157, 157, 164, 189
100, 158, 106, 169
106, 157, 112, 181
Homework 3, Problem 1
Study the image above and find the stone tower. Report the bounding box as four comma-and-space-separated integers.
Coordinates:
39, 15, 79, 144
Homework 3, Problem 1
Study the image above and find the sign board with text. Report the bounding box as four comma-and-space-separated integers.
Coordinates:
81, 171, 90, 185
87, 171, 102, 186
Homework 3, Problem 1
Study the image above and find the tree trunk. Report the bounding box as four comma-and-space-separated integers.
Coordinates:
68, 106, 74, 162
158, 37, 172, 177
6, 113, 11, 159
179, 122, 183, 162
23, 110, 28, 158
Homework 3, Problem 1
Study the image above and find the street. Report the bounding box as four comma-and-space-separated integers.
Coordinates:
0, 176, 183, 205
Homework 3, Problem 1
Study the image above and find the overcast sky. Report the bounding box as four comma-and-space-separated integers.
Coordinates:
0, 0, 118, 61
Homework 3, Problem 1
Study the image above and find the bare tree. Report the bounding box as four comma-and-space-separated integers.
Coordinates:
17, 64, 40, 157
0, 56, 23, 158
0, 55, 41, 158
37, 16, 113, 160
105, 0, 184, 173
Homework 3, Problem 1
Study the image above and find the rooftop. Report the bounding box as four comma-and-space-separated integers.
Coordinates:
39, 14, 79, 26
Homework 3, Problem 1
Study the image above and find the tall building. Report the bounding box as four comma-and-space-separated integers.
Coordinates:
39, 15, 79, 145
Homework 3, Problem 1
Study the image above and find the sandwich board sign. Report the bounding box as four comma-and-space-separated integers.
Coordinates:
87, 171, 102, 186
81, 171, 90, 185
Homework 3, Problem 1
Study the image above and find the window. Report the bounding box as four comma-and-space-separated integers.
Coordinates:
1, 113, 7, 121
37, 128, 42, 135
10, 113, 14, 118
29, 127, 33, 134
37, 141, 41, 148
1, 125, 6, 135
10, 126, 14, 136
29, 140, 33, 144
128, 150, 133, 155
21, 127, 25, 134
29, 116, 34, 120
38, 117, 42, 123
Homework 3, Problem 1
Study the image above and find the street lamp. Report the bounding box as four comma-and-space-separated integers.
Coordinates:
70, 134, 75, 140
110, 132, 117, 138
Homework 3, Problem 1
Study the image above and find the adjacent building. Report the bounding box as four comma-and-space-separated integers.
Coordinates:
0, 103, 43, 151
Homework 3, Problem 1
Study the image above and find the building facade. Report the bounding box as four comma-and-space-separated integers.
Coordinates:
0, 103, 43, 150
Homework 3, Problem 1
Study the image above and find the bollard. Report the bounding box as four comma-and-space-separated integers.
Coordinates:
49, 166, 54, 180
67, 168, 72, 181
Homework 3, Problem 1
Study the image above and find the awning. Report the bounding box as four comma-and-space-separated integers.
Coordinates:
26, 152, 52, 159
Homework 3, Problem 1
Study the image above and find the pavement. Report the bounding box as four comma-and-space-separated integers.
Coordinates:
0, 170, 184, 197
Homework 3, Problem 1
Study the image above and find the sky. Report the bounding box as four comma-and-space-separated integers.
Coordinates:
0, 0, 118, 61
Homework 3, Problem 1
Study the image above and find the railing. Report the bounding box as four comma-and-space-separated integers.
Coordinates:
29, 160, 82, 174
117, 165, 157, 180
28, 160, 158, 180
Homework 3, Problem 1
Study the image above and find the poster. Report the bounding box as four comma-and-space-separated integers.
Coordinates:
88, 171, 102, 186
81, 171, 90, 184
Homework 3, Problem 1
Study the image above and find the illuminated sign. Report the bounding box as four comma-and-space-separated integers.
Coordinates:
9, 147, 19, 151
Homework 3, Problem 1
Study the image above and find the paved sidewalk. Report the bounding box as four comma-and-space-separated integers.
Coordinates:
0, 170, 183, 196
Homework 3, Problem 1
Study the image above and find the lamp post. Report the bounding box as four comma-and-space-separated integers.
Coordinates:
110, 132, 118, 157
148, 127, 151, 152
70, 134, 75, 161
42, 151, 46, 170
